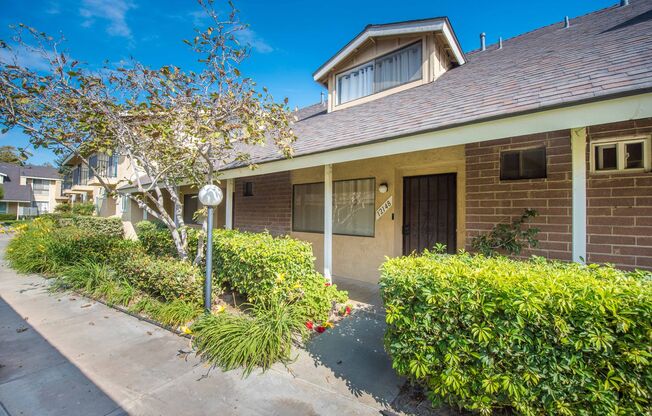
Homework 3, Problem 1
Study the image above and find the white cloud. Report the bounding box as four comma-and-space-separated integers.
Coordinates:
0, 47, 51, 72
79, 0, 136, 38
45, 1, 61, 15
237, 28, 273, 54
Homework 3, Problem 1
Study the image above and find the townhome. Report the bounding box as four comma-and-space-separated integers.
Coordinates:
115, 1, 651, 281
0, 162, 64, 218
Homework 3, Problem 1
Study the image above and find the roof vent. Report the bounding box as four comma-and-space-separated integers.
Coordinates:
480, 32, 486, 51
620, 0, 629, 6
564, 16, 570, 28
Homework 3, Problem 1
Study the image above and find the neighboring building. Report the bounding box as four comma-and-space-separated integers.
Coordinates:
0, 163, 65, 218
115, 1, 652, 281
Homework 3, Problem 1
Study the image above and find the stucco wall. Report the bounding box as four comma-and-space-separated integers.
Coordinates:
290, 146, 466, 283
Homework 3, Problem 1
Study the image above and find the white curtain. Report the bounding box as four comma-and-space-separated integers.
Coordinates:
337, 63, 374, 104
375, 43, 421, 92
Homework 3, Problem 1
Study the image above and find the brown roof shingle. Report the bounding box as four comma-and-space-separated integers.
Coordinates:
241, 0, 652, 167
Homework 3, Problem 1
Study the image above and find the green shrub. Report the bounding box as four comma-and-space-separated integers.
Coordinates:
54, 203, 72, 213
192, 296, 307, 376
212, 229, 347, 322
135, 220, 176, 257
0, 213, 15, 221
135, 220, 199, 258
121, 252, 203, 303
380, 252, 652, 415
72, 216, 123, 238
7, 218, 134, 274
71, 201, 96, 216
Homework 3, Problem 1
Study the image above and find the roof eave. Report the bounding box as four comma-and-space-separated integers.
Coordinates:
313, 18, 466, 82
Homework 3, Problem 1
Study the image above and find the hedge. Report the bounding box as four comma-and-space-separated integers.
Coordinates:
212, 229, 347, 322
72, 216, 124, 238
135, 220, 199, 258
380, 252, 652, 415
0, 213, 15, 221
120, 252, 203, 303
7, 218, 202, 302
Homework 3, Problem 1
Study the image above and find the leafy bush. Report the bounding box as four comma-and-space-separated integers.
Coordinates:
192, 296, 307, 376
212, 229, 347, 321
135, 220, 199, 258
71, 201, 96, 216
471, 209, 540, 256
120, 252, 203, 303
135, 220, 176, 257
0, 213, 15, 221
72, 216, 123, 238
54, 203, 72, 213
380, 252, 652, 415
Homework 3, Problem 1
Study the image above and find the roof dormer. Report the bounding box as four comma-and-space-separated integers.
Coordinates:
313, 17, 465, 112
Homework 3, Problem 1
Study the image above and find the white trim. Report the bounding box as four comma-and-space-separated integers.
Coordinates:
589, 135, 651, 173
313, 19, 464, 81
225, 178, 234, 229
571, 127, 587, 263
323, 164, 333, 282
221, 93, 652, 180
21, 176, 60, 181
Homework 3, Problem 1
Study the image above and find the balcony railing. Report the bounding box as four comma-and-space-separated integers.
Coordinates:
72, 165, 89, 186
89, 154, 118, 179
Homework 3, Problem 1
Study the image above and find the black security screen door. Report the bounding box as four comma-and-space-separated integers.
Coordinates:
402, 173, 457, 255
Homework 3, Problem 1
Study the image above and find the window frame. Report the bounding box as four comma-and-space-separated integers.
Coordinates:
590, 136, 651, 174
499, 147, 547, 181
0, 201, 7, 214
335, 40, 424, 106
291, 178, 376, 237
31, 178, 50, 193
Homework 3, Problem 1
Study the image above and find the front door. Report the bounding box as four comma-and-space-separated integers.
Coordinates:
402, 173, 457, 255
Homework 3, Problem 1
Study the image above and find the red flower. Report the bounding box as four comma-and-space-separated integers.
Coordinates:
305, 321, 314, 330
345, 306, 351, 315
315, 325, 326, 333
325, 282, 331, 287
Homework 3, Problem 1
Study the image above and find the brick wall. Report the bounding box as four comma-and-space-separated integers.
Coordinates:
586, 118, 652, 270
465, 130, 573, 260
233, 172, 291, 235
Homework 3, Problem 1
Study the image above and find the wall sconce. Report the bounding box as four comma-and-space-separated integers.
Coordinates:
378, 183, 389, 193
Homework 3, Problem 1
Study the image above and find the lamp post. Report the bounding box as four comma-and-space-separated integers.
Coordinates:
198, 184, 223, 313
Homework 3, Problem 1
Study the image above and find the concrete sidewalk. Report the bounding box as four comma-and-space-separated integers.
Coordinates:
0, 236, 404, 416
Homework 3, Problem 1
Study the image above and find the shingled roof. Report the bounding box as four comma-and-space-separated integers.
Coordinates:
0, 163, 60, 202
241, 0, 652, 167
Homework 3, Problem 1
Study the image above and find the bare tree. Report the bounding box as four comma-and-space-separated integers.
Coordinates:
0, 0, 296, 262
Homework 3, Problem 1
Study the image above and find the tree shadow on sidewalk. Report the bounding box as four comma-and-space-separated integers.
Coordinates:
0, 296, 126, 416
304, 309, 404, 407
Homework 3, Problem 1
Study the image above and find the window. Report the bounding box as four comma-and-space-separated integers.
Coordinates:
120, 196, 129, 214
292, 178, 375, 237
243, 182, 254, 197
32, 201, 49, 214
333, 178, 375, 236
292, 182, 324, 233
337, 41, 422, 104
32, 179, 50, 195
183, 194, 200, 224
500, 148, 547, 180
592, 137, 651, 173
0, 202, 6, 214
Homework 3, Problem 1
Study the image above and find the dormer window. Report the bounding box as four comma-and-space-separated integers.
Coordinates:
336, 41, 422, 105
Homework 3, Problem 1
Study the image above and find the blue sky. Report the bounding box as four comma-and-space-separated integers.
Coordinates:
1, 0, 616, 165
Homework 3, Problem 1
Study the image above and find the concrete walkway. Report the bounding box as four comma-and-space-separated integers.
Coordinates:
0, 236, 404, 416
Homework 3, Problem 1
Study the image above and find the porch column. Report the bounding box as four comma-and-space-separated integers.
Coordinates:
571, 127, 587, 263
225, 178, 234, 230
324, 164, 333, 282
